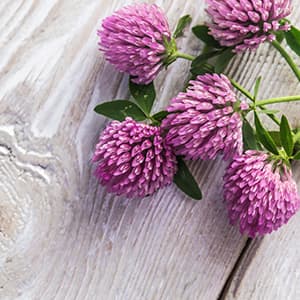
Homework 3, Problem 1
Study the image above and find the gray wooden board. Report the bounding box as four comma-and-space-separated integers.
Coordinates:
0, 1, 299, 299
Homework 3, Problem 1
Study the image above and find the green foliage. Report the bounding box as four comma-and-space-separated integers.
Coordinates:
174, 158, 202, 200
214, 48, 235, 73
129, 80, 156, 115
254, 113, 279, 155
242, 119, 259, 151
293, 151, 300, 160
275, 31, 285, 43
190, 51, 220, 75
192, 25, 221, 48
190, 63, 215, 76
253, 76, 262, 100
173, 15, 192, 39
284, 26, 300, 57
268, 131, 282, 147
280, 115, 294, 156
151, 111, 169, 122
94, 100, 147, 121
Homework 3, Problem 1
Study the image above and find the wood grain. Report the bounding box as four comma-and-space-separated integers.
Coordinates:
0, 1, 299, 300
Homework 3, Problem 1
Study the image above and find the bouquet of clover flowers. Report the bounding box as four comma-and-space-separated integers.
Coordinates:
93, 2, 300, 238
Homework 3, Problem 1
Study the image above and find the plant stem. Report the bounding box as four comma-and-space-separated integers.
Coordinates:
175, 52, 196, 61
271, 40, 300, 82
230, 79, 254, 101
230, 79, 280, 125
255, 95, 300, 107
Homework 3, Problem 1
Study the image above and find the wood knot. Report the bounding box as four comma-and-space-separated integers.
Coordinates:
0, 205, 18, 239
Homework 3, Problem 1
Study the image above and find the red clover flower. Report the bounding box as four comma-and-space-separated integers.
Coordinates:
206, 0, 292, 52
224, 150, 300, 237
162, 74, 248, 160
93, 118, 177, 198
98, 3, 174, 84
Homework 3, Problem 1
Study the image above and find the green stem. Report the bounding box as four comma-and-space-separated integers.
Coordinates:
230, 79, 280, 125
271, 40, 300, 82
255, 95, 300, 107
230, 79, 254, 101
175, 52, 196, 61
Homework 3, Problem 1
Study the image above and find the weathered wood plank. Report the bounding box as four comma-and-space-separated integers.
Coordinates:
0, 1, 248, 299
223, 203, 300, 300
0, 1, 299, 299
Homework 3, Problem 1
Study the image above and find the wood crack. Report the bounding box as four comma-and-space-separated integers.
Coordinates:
0, 143, 13, 155
1, 1, 300, 298
217, 238, 252, 300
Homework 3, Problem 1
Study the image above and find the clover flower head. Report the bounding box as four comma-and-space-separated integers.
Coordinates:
206, 0, 292, 52
224, 150, 300, 237
162, 73, 248, 160
93, 117, 177, 198
98, 3, 173, 84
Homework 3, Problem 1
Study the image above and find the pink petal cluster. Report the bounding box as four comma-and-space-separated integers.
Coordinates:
224, 150, 300, 237
98, 3, 171, 84
93, 117, 177, 198
206, 0, 292, 52
162, 74, 248, 160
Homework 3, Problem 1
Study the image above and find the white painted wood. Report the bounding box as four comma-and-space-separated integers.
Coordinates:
0, 1, 299, 300
224, 199, 300, 300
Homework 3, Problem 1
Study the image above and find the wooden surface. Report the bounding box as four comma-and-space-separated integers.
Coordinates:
0, 1, 300, 299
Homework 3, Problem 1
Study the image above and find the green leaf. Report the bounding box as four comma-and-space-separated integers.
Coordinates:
275, 30, 285, 43
293, 151, 300, 160
94, 100, 147, 121
280, 115, 294, 156
294, 144, 300, 156
192, 25, 221, 48
284, 26, 300, 57
293, 131, 300, 154
191, 51, 221, 70
254, 112, 279, 155
190, 63, 215, 76
268, 131, 282, 147
173, 15, 192, 39
129, 80, 156, 115
174, 158, 202, 200
214, 48, 236, 73
242, 119, 259, 151
253, 76, 262, 100
151, 110, 169, 122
